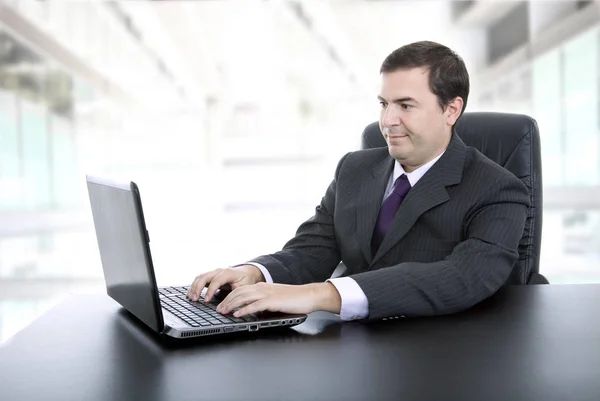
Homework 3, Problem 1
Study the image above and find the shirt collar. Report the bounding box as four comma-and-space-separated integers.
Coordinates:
393, 151, 445, 187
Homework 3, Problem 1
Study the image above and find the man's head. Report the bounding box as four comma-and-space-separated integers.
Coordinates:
378, 41, 469, 172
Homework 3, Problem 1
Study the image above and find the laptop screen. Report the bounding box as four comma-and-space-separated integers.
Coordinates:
87, 176, 163, 332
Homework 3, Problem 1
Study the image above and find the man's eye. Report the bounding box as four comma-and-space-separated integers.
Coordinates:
379, 102, 387, 108
401, 104, 413, 110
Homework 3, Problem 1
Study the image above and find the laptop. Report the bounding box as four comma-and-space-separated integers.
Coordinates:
86, 175, 308, 339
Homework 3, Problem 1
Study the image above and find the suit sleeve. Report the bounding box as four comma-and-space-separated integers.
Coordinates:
247, 153, 350, 285
350, 173, 529, 320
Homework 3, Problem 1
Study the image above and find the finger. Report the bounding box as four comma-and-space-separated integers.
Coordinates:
204, 269, 234, 303
234, 299, 270, 317
217, 287, 262, 314
214, 288, 240, 313
187, 275, 202, 299
190, 274, 208, 301
217, 283, 265, 313
190, 271, 218, 301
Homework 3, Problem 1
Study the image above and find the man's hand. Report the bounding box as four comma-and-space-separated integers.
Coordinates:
187, 264, 265, 303
215, 282, 342, 317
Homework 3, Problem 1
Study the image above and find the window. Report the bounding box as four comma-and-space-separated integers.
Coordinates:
0, 89, 22, 210
50, 115, 77, 209
21, 99, 50, 210
532, 49, 563, 187
562, 28, 599, 186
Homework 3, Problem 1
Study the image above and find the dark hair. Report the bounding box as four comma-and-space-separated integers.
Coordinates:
380, 41, 470, 118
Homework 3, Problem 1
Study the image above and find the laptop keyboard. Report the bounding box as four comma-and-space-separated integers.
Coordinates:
159, 286, 257, 328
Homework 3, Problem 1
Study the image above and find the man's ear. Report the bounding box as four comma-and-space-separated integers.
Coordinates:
445, 97, 464, 127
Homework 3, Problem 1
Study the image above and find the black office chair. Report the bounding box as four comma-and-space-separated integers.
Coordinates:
361, 112, 549, 285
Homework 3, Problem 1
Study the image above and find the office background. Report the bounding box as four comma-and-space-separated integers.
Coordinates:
1, 0, 599, 343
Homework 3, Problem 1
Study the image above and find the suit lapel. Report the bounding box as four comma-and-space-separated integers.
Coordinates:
370, 134, 467, 266
356, 155, 395, 264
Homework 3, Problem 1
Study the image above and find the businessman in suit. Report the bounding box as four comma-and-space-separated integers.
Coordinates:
187, 41, 529, 321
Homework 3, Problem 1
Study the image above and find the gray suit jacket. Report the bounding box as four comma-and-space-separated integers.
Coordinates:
251, 134, 529, 320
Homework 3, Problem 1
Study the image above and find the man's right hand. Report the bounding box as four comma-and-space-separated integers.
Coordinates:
186, 264, 265, 303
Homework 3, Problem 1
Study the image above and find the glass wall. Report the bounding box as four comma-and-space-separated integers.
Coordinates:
0, 89, 20, 210
531, 50, 563, 187
0, 3, 205, 342
477, 25, 600, 283
0, 25, 105, 342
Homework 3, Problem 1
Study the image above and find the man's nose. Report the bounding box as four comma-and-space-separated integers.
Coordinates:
382, 106, 401, 128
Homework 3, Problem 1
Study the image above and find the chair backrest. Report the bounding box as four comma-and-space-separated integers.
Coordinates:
361, 112, 544, 285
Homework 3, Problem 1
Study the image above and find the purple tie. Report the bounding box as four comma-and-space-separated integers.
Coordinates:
371, 174, 411, 255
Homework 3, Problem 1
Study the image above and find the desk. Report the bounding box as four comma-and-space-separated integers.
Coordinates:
1, 284, 600, 401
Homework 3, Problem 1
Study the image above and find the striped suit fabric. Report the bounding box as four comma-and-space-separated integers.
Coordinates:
251, 134, 529, 320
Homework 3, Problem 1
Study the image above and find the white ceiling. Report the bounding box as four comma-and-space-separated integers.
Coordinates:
118, 0, 487, 111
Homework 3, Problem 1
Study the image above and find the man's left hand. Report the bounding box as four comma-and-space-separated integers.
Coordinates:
215, 282, 341, 317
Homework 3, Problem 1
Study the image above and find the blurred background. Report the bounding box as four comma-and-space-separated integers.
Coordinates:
1, 0, 599, 343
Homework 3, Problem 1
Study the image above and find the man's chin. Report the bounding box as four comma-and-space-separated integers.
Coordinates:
387, 145, 408, 160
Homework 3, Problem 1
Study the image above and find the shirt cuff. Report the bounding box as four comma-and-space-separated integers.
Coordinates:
327, 277, 369, 321
244, 262, 274, 284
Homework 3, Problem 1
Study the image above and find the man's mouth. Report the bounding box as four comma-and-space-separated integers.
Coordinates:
387, 134, 408, 140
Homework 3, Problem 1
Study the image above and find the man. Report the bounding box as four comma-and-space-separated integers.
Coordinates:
187, 41, 529, 321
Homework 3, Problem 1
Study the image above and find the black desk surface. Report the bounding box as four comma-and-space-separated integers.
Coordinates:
1, 284, 600, 401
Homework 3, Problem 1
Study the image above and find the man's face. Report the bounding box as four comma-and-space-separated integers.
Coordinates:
378, 67, 460, 172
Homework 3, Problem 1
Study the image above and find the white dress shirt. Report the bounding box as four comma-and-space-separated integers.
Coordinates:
249, 151, 444, 321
